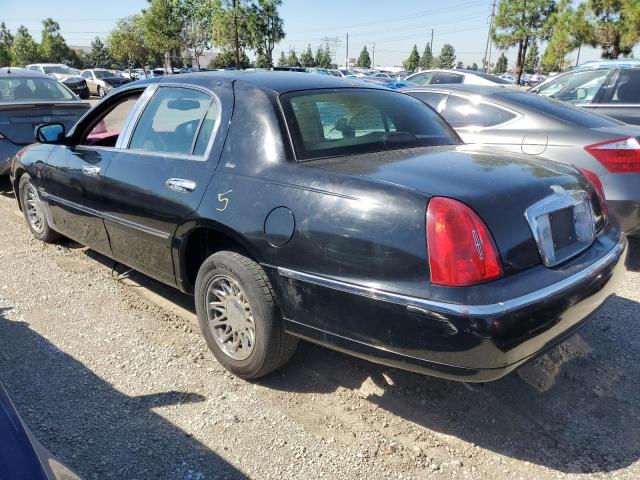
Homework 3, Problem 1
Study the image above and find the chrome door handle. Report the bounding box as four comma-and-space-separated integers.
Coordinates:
82, 166, 101, 176
166, 178, 196, 193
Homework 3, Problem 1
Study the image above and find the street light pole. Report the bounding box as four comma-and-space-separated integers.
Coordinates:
345, 33, 349, 69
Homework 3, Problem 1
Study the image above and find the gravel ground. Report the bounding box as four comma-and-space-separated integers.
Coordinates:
0, 177, 639, 480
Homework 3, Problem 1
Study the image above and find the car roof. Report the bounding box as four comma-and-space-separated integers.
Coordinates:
0, 67, 50, 79
402, 84, 514, 95
26, 63, 67, 67
158, 70, 388, 94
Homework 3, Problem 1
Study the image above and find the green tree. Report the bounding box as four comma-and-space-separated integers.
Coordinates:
39, 18, 71, 63
214, 0, 253, 69
286, 48, 300, 67
249, 0, 285, 69
581, 0, 640, 59
436, 43, 456, 68
471, 62, 479, 70
208, 48, 251, 69
495, 52, 508, 73
492, 0, 556, 84
183, 0, 216, 70
11, 26, 40, 65
313, 44, 333, 68
542, 1, 590, 70
108, 15, 151, 69
300, 44, 315, 67
524, 41, 539, 71
455, 60, 464, 69
356, 45, 371, 68
418, 43, 433, 70
88, 37, 113, 68
143, 0, 186, 72
277, 50, 287, 66
403, 44, 420, 71
0, 23, 13, 67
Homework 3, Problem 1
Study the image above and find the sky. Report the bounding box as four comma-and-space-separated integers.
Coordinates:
2, 0, 638, 69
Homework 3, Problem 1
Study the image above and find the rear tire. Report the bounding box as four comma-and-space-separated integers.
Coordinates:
195, 250, 298, 379
97, 86, 105, 98
19, 174, 59, 243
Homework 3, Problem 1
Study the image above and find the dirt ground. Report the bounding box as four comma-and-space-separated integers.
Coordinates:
0, 177, 639, 480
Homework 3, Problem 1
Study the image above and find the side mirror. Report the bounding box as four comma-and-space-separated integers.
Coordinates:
35, 123, 65, 144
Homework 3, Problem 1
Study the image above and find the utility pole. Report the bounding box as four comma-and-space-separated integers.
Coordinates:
345, 33, 349, 69
430, 28, 434, 52
482, 0, 497, 72
372, 43, 375, 68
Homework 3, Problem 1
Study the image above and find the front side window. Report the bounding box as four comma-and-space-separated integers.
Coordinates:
0, 77, 75, 101
128, 87, 214, 156
81, 94, 142, 147
441, 95, 516, 128
536, 69, 610, 104
281, 88, 460, 161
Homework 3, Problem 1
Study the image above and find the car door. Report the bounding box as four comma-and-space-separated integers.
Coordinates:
587, 69, 640, 125
99, 83, 232, 286
42, 89, 145, 255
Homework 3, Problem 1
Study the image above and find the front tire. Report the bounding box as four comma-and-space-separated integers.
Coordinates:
195, 251, 298, 379
97, 86, 105, 98
19, 174, 59, 243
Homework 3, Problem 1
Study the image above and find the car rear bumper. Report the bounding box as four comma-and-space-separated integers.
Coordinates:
0, 140, 20, 175
274, 228, 627, 382
601, 173, 640, 235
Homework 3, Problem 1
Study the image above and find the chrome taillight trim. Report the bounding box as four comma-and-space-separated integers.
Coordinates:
524, 185, 596, 267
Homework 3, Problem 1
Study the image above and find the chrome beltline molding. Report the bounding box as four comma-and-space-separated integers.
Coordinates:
277, 235, 626, 318
39, 190, 171, 240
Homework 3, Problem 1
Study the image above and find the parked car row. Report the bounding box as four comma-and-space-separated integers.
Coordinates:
7, 71, 630, 389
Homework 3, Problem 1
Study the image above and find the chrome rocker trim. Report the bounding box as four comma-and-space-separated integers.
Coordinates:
278, 235, 626, 318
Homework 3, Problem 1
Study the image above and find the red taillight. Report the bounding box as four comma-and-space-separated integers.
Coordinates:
585, 137, 640, 173
427, 197, 502, 287
578, 167, 608, 222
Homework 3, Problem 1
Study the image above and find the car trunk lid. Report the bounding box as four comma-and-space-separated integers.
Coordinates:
308, 145, 596, 274
0, 102, 90, 144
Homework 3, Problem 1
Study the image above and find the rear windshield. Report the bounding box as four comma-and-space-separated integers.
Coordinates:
0, 77, 75, 101
42, 66, 70, 74
94, 70, 113, 79
495, 91, 623, 128
281, 88, 460, 161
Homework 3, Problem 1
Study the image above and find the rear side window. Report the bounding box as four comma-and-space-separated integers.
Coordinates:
406, 91, 447, 109
433, 72, 464, 84
496, 91, 622, 127
281, 88, 460, 161
607, 69, 640, 104
441, 95, 516, 128
128, 87, 215, 156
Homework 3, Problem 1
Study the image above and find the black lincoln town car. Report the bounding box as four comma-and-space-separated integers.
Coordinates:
10, 72, 627, 382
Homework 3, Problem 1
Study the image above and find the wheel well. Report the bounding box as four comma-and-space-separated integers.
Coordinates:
181, 227, 254, 294
13, 168, 26, 211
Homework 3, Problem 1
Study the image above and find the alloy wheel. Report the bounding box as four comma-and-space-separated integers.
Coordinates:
24, 184, 45, 234
205, 275, 256, 361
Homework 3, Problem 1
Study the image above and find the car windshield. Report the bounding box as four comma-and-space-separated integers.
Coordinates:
0, 77, 75, 101
536, 69, 610, 104
281, 88, 460, 161
495, 91, 624, 127
42, 66, 70, 74
94, 70, 113, 79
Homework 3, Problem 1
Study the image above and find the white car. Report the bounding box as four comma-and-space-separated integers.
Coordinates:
25, 63, 89, 98
406, 69, 512, 86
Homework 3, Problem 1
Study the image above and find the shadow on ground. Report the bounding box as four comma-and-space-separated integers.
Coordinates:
627, 235, 640, 272
260, 296, 640, 475
0, 308, 247, 480
92, 246, 640, 475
